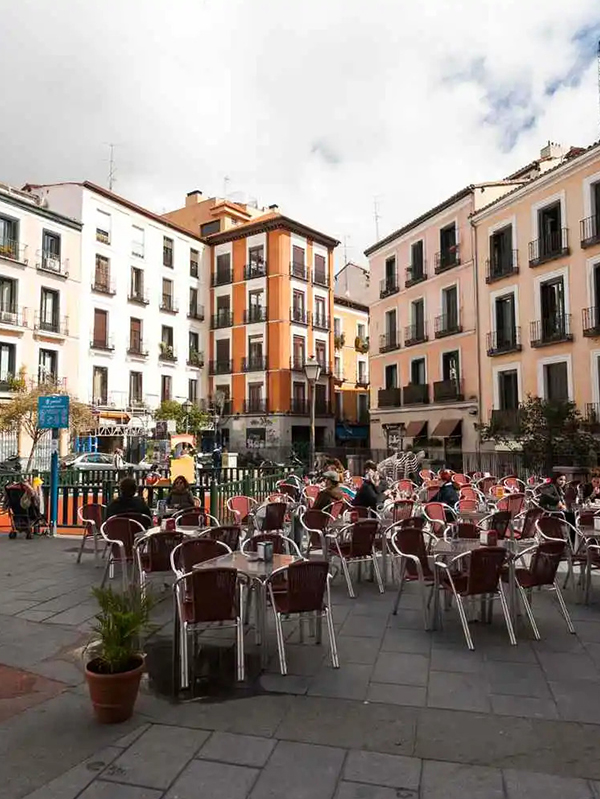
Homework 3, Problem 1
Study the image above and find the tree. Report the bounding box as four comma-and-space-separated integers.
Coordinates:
154, 400, 209, 436
0, 382, 95, 470
479, 395, 596, 474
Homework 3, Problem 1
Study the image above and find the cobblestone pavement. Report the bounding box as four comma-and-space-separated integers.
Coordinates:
2, 536, 600, 798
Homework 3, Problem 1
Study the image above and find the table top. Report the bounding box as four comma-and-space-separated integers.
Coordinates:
456, 510, 489, 521
432, 537, 529, 558
193, 552, 296, 580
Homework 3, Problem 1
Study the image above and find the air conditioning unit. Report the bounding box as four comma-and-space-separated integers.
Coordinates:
0, 310, 17, 324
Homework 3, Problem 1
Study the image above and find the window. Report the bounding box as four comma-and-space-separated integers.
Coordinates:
442, 285, 459, 329
94, 255, 111, 291
385, 309, 397, 346
293, 335, 305, 367
315, 383, 327, 411
292, 290, 305, 323
335, 391, 343, 418
247, 427, 266, 448
358, 361, 367, 383
249, 245, 264, 265
216, 338, 230, 364
411, 299, 424, 337
129, 318, 142, 352
189, 331, 200, 361
489, 226, 513, 275
540, 277, 566, 340
495, 294, 516, 347
130, 266, 144, 300
201, 220, 220, 236
411, 358, 426, 385
0, 215, 19, 257
440, 223, 457, 261
190, 248, 199, 277
129, 371, 143, 405
131, 225, 145, 257
189, 287, 199, 317
161, 325, 173, 347
292, 246, 305, 266
216, 253, 231, 281
216, 294, 230, 320
162, 278, 174, 311
498, 370, 519, 410
248, 382, 263, 407
39, 349, 57, 382
314, 253, 327, 284
161, 375, 172, 402
96, 210, 111, 244
544, 361, 569, 402
42, 230, 61, 264
188, 379, 198, 403
93, 366, 108, 404
248, 334, 263, 365
357, 322, 366, 339
385, 364, 397, 389
293, 381, 306, 403
163, 236, 173, 268
410, 240, 424, 277
315, 340, 327, 369
334, 355, 342, 379
93, 309, 108, 347
314, 296, 326, 326
0, 342, 15, 384
39, 288, 59, 332
334, 317, 342, 337
538, 202, 562, 257
357, 393, 369, 420
0, 277, 16, 312
442, 350, 460, 381
385, 256, 396, 283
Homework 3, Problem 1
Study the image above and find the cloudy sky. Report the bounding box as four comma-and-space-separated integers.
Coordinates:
1, 0, 600, 265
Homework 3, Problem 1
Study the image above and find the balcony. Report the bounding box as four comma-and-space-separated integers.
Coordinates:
159, 343, 177, 362
208, 359, 232, 375
128, 289, 149, 305
92, 278, 116, 295
433, 379, 463, 403
355, 336, 369, 354
313, 269, 329, 287
290, 356, 306, 372
243, 399, 267, 414
34, 314, 68, 336
244, 261, 267, 280
581, 216, 600, 248
404, 323, 427, 347
290, 262, 308, 281
242, 356, 267, 372
90, 336, 115, 352
160, 297, 179, 314
379, 275, 399, 299
379, 331, 401, 353
211, 268, 233, 286
312, 313, 330, 331
127, 339, 149, 357
290, 307, 308, 325
530, 314, 573, 347
528, 229, 569, 267
211, 310, 233, 329
378, 388, 401, 408
290, 398, 309, 414
0, 306, 28, 328
583, 307, 600, 337
355, 374, 369, 388
434, 314, 462, 338
486, 251, 519, 283
405, 265, 427, 288
187, 350, 204, 368
403, 383, 429, 405
187, 305, 205, 321
317, 360, 330, 376
434, 245, 460, 274
0, 238, 27, 264
491, 408, 521, 433
36, 251, 69, 277
316, 400, 333, 416
486, 327, 522, 356
244, 306, 266, 324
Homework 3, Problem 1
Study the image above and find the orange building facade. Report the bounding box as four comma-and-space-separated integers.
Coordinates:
165, 194, 339, 452
332, 296, 370, 445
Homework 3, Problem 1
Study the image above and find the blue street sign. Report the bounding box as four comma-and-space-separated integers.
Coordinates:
38, 395, 70, 429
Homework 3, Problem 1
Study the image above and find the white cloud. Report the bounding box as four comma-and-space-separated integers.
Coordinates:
1, 0, 599, 265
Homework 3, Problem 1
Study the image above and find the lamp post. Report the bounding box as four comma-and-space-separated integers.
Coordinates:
304, 355, 321, 471
182, 400, 193, 434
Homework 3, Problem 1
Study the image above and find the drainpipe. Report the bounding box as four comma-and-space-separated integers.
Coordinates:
470, 216, 483, 460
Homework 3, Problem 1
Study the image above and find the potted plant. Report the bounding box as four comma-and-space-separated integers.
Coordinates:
85, 586, 155, 724
334, 332, 346, 350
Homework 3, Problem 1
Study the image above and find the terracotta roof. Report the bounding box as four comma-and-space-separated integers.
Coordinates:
333, 295, 369, 313
204, 212, 339, 249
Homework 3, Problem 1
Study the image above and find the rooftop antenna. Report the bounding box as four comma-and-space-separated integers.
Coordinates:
597, 40, 600, 128
373, 197, 381, 241
223, 175, 230, 198
107, 143, 116, 191
343, 235, 351, 263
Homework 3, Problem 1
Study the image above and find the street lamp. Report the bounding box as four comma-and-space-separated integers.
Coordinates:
304, 355, 322, 471
182, 400, 193, 433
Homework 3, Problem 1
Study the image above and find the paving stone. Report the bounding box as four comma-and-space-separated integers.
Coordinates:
387, 608, 427, 630
340, 614, 387, 639
421, 760, 504, 799
427, 671, 492, 713
343, 750, 421, 791
380, 628, 431, 655
333, 635, 382, 664
198, 731, 277, 767
482, 643, 538, 663
102, 724, 209, 789
569, 621, 600, 644
165, 759, 258, 798
78, 782, 163, 799
371, 652, 429, 686
308, 663, 372, 701
536, 651, 600, 682
44, 604, 98, 626
27, 658, 84, 685
250, 740, 345, 799
549, 680, 600, 724
503, 768, 594, 798
430, 647, 484, 673
14, 608, 60, 622
335, 782, 409, 799
491, 694, 559, 720
114, 724, 152, 749
21, 746, 122, 799
485, 661, 551, 699
260, 673, 310, 695
366, 682, 427, 707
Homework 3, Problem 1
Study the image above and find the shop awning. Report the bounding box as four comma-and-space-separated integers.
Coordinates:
405, 420, 427, 437
432, 418, 462, 438
336, 424, 369, 441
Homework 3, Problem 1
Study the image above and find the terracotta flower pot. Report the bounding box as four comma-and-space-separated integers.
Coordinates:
85, 655, 144, 724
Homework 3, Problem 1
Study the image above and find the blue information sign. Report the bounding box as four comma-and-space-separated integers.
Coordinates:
38, 395, 70, 429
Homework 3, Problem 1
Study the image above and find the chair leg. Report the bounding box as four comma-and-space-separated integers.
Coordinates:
339, 556, 355, 599
76, 528, 89, 564
371, 553, 385, 594
498, 583, 517, 646
100, 557, 111, 588
325, 607, 339, 668
93, 526, 99, 562
236, 589, 245, 681
392, 559, 406, 615
274, 611, 287, 675
420, 580, 432, 631
455, 594, 475, 650
553, 580, 575, 634
516, 583, 540, 640
180, 621, 189, 689
315, 611, 322, 644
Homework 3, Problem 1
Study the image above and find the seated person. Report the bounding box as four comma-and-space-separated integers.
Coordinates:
106, 477, 152, 528
581, 471, 600, 503
166, 475, 196, 510
352, 461, 382, 511
313, 471, 346, 511
430, 470, 459, 512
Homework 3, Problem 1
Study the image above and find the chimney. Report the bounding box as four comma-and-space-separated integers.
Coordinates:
268, 204, 279, 213
539, 141, 565, 160
186, 190, 203, 207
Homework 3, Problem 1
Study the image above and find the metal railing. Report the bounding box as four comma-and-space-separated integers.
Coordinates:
312, 313, 330, 330
313, 270, 329, 287
187, 351, 204, 368
244, 261, 267, 279
404, 322, 427, 346
290, 307, 308, 324
211, 310, 233, 329
158, 344, 177, 361
187, 305, 205, 321
290, 262, 308, 281
528, 228, 569, 267
485, 250, 519, 283
92, 278, 116, 295
290, 356, 306, 371
582, 307, 600, 336
0, 237, 26, 263
290, 398, 309, 414
379, 331, 401, 353
90, 335, 115, 351
127, 339, 149, 357
405, 264, 427, 287
490, 408, 521, 432
212, 268, 233, 286
434, 244, 460, 273
316, 401, 333, 416
403, 383, 429, 404
0, 306, 28, 327
378, 387, 401, 408
486, 327, 522, 355
128, 289, 149, 305
433, 379, 463, 402
244, 306, 266, 324
37, 251, 69, 276
208, 359, 233, 374
530, 314, 572, 346
379, 275, 399, 298
160, 297, 179, 313
581, 216, 600, 248
34, 313, 69, 335
355, 373, 369, 387
434, 313, 461, 338
243, 399, 267, 414
242, 356, 267, 371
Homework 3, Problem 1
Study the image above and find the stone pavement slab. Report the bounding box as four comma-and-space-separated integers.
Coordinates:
21, 746, 122, 799
78, 783, 163, 799
197, 731, 277, 767
249, 740, 345, 799
335, 783, 408, 799
503, 768, 594, 798
165, 759, 259, 799
342, 750, 421, 791
420, 760, 504, 799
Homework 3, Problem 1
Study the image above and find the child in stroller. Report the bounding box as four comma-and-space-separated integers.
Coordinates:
3, 481, 49, 539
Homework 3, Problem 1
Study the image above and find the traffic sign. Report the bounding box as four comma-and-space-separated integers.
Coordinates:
38, 395, 70, 429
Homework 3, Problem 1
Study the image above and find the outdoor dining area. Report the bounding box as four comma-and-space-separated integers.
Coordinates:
73, 465, 600, 695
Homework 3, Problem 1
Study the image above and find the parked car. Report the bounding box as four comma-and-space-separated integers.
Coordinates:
60, 453, 144, 471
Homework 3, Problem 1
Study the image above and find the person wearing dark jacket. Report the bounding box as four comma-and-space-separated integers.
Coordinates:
166, 475, 196, 510
106, 477, 152, 528
353, 465, 382, 511
313, 471, 346, 511
431, 470, 459, 511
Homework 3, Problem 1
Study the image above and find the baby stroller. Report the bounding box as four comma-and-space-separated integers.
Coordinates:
3, 482, 50, 539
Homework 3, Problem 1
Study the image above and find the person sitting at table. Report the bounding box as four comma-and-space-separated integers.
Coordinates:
352, 462, 382, 512
430, 470, 459, 514
313, 471, 346, 511
106, 477, 152, 528
166, 475, 197, 510
581, 470, 600, 503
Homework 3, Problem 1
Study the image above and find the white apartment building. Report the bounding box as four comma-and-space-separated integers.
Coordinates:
24, 182, 209, 420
